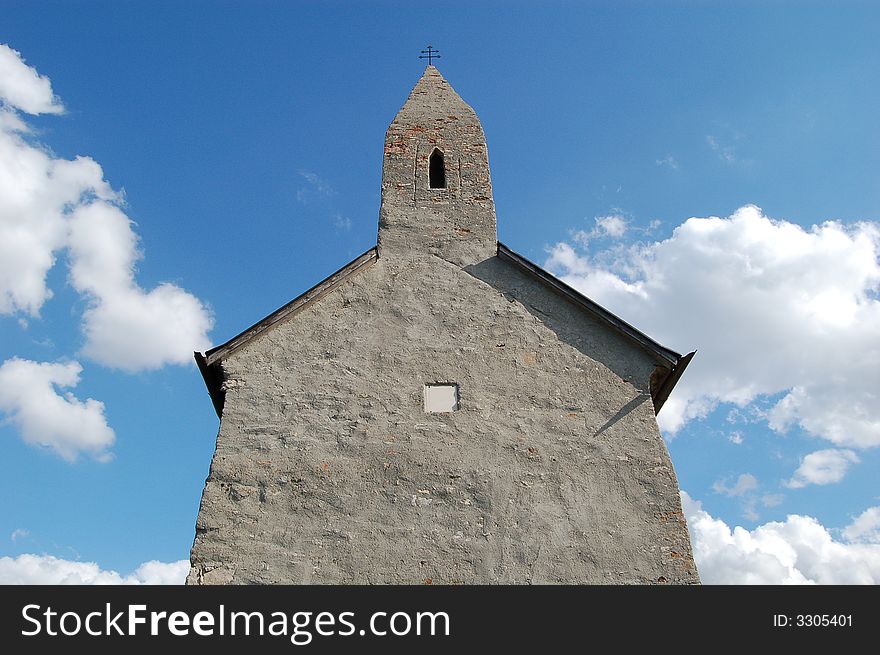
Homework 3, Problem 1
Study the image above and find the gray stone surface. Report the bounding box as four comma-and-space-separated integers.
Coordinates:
187, 67, 698, 585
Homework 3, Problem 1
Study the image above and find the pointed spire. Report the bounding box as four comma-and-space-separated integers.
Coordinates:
390, 66, 479, 127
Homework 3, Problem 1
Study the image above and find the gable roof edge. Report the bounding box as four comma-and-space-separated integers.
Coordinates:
195, 246, 378, 418
196, 242, 692, 419
204, 246, 378, 367
497, 242, 681, 366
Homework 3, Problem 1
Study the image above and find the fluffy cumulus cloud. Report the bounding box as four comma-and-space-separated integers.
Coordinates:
0, 110, 111, 317
682, 492, 880, 584
572, 213, 629, 248
843, 507, 880, 545
545, 205, 880, 456
0, 554, 188, 584
0, 44, 63, 115
0, 358, 114, 461
786, 449, 860, 489
66, 202, 214, 371
0, 43, 212, 369
594, 214, 627, 238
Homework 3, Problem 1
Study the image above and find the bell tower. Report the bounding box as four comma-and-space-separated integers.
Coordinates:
378, 66, 497, 266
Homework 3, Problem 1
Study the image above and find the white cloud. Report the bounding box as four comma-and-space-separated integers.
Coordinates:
0, 45, 63, 115
706, 134, 737, 163
713, 473, 758, 497
0, 114, 112, 316
655, 155, 678, 170
711, 473, 765, 521
333, 213, 352, 232
728, 431, 744, 445
0, 43, 212, 370
843, 507, 880, 544
682, 491, 880, 584
545, 205, 880, 448
762, 494, 784, 508
10, 528, 29, 542
0, 554, 188, 584
299, 170, 332, 194
68, 202, 213, 371
786, 449, 859, 489
573, 213, 629, 247
296, 169, 333, 203
0, 358, 115, 461
594, 214, 627, 238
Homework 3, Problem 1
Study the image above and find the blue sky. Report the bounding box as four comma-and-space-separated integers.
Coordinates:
1, 1, 879, 583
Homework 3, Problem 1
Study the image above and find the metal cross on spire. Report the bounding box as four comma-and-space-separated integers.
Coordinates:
419, 45, 441, 66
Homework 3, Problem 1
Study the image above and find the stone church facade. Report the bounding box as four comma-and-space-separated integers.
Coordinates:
188, 67, 699, 585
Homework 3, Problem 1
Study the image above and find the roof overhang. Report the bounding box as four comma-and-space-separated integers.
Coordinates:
195, 243, 693, 418
196, 247, 378, 417
496, 242, 694, 414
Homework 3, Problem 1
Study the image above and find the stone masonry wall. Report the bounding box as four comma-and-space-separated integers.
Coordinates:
187, 255, 698, 584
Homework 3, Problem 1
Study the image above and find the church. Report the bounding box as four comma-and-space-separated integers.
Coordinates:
187, 65, 699, 584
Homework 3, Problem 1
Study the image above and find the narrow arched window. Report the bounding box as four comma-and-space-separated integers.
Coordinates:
429, 149, 446, 189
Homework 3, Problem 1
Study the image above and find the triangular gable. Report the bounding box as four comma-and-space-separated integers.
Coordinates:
195, 243, 693, 418
495, 243, 694, 415
195, 247, 378, 416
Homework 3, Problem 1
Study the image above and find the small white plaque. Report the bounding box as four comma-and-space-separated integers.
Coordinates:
424, 384, 459, 413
